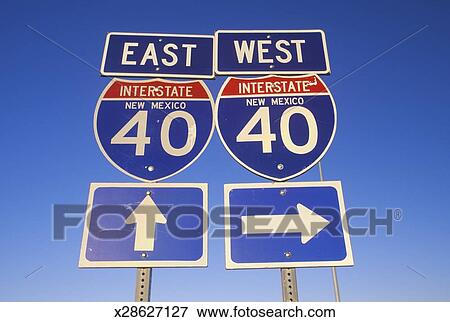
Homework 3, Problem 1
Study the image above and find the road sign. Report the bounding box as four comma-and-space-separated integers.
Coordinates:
215, 30, 330, 75
224, 181, 353, 269
95, 78, 214, 182
216, 74, 336, 181
101, 32, 214, 78
79, 182, 208, 268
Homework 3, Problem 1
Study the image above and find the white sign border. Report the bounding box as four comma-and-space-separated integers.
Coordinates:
94, 77, 216, 183
214, 29, 330, 75
224, 181, 354, 269
215, 74, 337, 182
100, 32, 215, 79
79, 182, 208, 268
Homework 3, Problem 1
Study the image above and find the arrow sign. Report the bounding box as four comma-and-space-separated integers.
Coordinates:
224, 181, 354, 269
79, 183, 208, 268
125, 193, 167, 251
241, 203, 330, 244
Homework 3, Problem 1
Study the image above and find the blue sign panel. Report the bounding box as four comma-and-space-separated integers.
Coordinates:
101, 32, 214, 78
79, 183, 208, 268
216, 75, 336, 181
215, 30, 329, 75
95, 78, 214, 182
224, 181, 353, 269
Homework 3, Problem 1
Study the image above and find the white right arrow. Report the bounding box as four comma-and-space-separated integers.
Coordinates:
241, 203, 330, 244
125, 194, 167, 251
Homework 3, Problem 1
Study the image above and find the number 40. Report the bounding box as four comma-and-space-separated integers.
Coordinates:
236, 106, 318, 154
111, 110, 197, 156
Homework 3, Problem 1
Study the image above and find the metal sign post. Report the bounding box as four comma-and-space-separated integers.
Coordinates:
278, 171, 299, 302
331, 267, 341, 302
281, 268, 299, 302
318, 161, 341, 302
135, 268, 152, 302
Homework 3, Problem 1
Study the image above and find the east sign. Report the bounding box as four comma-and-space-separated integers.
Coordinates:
101, 32, 214, 78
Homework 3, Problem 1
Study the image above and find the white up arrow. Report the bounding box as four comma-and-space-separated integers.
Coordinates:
125, 193, 167, 251
241, 203, 330, 244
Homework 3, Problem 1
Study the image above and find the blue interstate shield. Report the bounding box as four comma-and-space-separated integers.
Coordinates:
95, 79, 214, 182
216, 75, 336, 181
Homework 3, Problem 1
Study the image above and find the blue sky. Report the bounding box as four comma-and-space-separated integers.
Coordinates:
0, 0, 449, 301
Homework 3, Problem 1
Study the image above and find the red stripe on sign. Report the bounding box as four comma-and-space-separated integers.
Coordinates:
221, 75, 328, 96
103, 80, 210, 99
